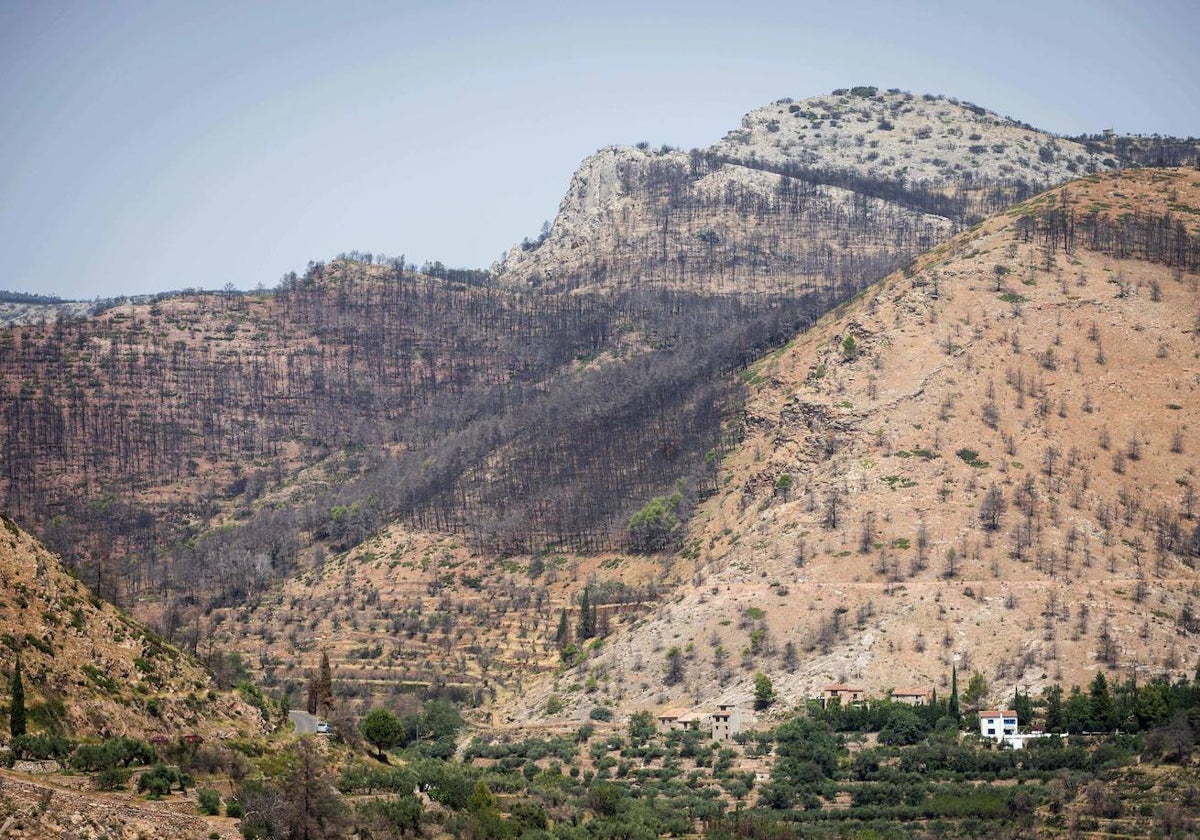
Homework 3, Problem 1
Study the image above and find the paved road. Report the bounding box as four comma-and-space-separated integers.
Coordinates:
289, 710, 319, 734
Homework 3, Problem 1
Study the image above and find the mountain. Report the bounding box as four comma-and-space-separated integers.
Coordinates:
502, 166, 1200, 722
0, 89, 1195, 707
0, 515, 267, 739
0, 264, 819, 613
208, 168, 1200, 722
496, 88, 1120, 295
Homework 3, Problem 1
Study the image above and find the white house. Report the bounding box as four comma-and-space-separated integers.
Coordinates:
978, 710, 1019, 741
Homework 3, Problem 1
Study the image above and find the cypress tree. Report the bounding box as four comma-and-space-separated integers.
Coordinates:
948, 665, 960, 723
577, 588, 594, 640
555, 608, 569, 648
10, 652, 26, 738
309, 652, 333, 716
925, 687, 941, 727
1013, 684, 1033, 725
1045, 684, 1065, 732
1089, 672, 1115, 731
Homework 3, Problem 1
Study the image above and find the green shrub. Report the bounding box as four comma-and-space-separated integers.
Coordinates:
138, 763, 190, 798
81, 664, 119, 693
356, 796, 423, 835
23, 634, 53, 656
956, 448, 989, 469
627, 492, 684, 553
197, 787, 221, 816
69, 737, 156, 771
94, 766, 132, 791
589, 706, 614, 722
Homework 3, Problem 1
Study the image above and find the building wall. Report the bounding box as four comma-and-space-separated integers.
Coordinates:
712, 707, 742, 741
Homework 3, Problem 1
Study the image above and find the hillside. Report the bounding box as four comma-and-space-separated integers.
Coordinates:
503, 167, 1200, 724
7, 89, 1070, 618
201, 522, 673, 723
0, 515, 266, 739
0, 260, 839, 620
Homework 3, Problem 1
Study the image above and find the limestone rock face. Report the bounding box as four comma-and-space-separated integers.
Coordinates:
497, 89, 1113, 296
0, 300, 94, 328
500, 144, 689, 283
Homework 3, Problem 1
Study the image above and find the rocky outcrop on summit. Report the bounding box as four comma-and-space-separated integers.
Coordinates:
714, 87, 1116, 185
0, 300, 95, 328
498, 89, 1117, 297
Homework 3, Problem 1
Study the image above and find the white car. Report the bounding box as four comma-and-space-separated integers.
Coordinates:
316, 721, 330, 734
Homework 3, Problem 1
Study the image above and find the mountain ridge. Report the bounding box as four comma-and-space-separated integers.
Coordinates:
496, 88, 1133, 294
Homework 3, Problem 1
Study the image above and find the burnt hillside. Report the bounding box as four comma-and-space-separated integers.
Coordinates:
0, 258, 856, 610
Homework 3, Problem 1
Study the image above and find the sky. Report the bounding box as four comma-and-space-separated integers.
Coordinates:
1, 0, 1197, 300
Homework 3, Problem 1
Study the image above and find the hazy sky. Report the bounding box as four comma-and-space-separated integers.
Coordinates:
2, 0, 1197, 300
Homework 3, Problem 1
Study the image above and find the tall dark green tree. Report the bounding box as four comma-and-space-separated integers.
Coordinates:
1013, 685, 1034, 726
10, 652, 26, 738
1044, 684, 1065, 732
577, 588, 596, 640
948, 665, 960, 723
555, 608, 569, 648
1090, 672, 1116, 732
